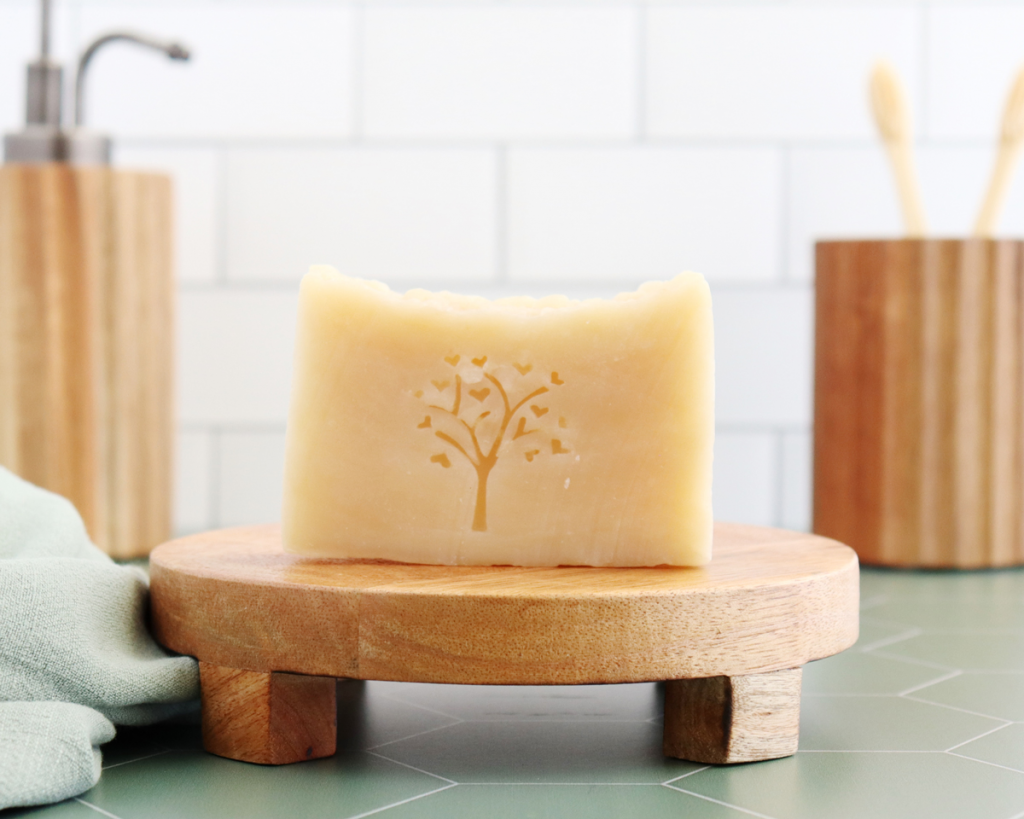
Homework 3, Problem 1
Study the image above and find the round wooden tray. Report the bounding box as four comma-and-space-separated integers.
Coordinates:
150, 523, 858, 766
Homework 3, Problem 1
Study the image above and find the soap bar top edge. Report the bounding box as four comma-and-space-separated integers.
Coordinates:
304, 265, 709, 314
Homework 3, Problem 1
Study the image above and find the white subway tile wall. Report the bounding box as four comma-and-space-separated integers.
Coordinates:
646, 6, 923, 140
711, 432, 778, 528
225, 147, 497, 283
3, 1, 1021, 537
927, 6, 1024, 140
713, 289, 813, 428
781, 432, 813, 533
363, 6, 637, 139
217, 431, 288, 528
174, 430, 213, 534
115, 146, 221, 283
507, 146, 781, 283
788, 146, 1024, 282
177, 291, 298, 426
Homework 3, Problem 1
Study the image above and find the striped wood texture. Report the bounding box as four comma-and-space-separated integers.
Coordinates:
150, 523, 859, 685
0, 163, 174, 558
153, 523, 857, 765
814, 239, 1024, 567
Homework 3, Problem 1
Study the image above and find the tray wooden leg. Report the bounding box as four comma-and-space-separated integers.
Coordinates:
662, 667, 802, 764
200, 662, 337, 765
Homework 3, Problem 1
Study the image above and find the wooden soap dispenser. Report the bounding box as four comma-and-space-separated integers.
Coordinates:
0, 0, 190, 558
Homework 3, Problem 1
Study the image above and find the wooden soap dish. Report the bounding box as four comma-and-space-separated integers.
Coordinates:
150, 523, 858, 766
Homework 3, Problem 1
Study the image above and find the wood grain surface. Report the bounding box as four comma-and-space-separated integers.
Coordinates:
150, 523, 859, 686
0, 164, 174, 557
663, 668, 802, 764
815, 239, 1024, 567
200, 662, 337, 765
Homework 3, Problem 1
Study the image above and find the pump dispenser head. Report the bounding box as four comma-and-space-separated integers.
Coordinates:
3, 0, 190, 164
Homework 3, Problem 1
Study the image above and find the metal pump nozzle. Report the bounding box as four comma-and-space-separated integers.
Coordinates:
74, 32, 191, 128
3, 0, 191, 164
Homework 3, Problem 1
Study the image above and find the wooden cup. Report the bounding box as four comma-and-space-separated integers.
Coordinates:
814, 239, 1024, 568
0, 163, 174, 558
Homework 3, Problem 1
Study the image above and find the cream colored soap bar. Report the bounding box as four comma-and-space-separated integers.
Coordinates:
282, 267, 714, 567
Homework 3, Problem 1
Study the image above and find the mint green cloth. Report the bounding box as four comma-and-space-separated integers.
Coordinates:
0, 467, 199, 810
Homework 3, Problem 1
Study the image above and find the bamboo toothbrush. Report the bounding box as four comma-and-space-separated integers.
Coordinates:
974, 65, 1024, 237
869, 61, 928, 236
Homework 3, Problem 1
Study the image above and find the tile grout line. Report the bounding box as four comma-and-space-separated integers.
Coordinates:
663, 784, 780, 819
74, 798, 123, 819
857, 627, 923, 653
872, 651, 992, 672
373, 691, 465, 721
460, 782, 665, 786
867, 651, 959, 673
923, 671, 1024, 677
795, 750, 947, 754
365, 718, 466, 751
946, 751, 1024, 776
343, 782, 458, 819
944, 721, 1014, 752
662, 765, 710, 785
896, 668, 963, 696
364, 750, 457, 784
101, 749, 173, 770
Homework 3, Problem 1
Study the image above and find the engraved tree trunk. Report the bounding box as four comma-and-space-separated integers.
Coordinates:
472, 457, 496, 532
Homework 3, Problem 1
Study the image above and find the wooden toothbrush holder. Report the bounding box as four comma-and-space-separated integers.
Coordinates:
814, 238, 1024, 568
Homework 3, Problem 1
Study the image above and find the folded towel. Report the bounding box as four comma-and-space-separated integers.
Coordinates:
0, 467, 199, 810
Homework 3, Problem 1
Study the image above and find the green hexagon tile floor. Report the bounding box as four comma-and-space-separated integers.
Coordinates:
8, 566, 1024, 819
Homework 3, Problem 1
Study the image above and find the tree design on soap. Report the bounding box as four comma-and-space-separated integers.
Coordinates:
415, 355, 569, 532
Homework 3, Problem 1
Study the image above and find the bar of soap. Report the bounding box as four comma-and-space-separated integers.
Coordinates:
282, 267, 714, 567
